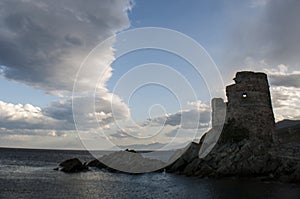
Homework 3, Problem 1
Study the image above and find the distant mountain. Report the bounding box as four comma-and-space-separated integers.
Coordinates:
111, 142, 190, 151
275, 119, 300, 143
276, 119, 300, 129
118, 142, 166, 150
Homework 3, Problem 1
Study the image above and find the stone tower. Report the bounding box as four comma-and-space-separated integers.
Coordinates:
225, 71, 275, 142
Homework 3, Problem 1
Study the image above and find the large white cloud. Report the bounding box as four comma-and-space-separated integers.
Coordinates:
0, 0, 133, 148
0, 100, 69, 130
271, 86, 300, 121
266, 65, 300, 121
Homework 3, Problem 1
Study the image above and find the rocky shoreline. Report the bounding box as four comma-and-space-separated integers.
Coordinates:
165, 138, 300, 183
164, 118, 300, 184
55, 136, 300, 184
54, 150, 166, 174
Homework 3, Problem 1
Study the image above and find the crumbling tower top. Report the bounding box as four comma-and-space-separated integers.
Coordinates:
225, 71, 275, 142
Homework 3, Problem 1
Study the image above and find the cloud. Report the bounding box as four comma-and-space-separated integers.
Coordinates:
270, 74, 300, 88
107, 101, 211, 148
0, 100, 84, 148
225, 0, 300, 123
199, 0, 300, 104
164, 127, 206, 138
0, 100, 70, 130
102, 101, 211, 150
265, 65, 300, 88
0, 93, 130, 131
71, 94, 130, 130
108, 126, 201, 150
146, 101, 211, 129
110, 129, 134, 139
270, 86, 300, 121
224, 0, 300, 73
0, 0, 133, 148
263, 65, 300, 121
0, 130, 82, 149
0, 0, 132, 94
187, 100, 210, 111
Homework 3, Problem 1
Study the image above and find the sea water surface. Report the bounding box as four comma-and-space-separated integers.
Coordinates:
0, 148, 299, 199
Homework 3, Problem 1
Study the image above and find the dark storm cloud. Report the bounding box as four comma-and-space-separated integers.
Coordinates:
269, 73, 300, 88
147, 109, 211, 129
262, 0, 300, 66
0, 0, 132, 93
226, 0, 300, 69
64, 34, 83, 46
0, 0, 132, 137
43, 100, 74, 123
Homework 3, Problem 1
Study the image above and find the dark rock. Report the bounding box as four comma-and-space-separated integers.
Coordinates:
58, 158, 88, 173
197, 162, 215, 178
87, 159, 108, 169
97, 151, 166, 173
163, 72, 300, 183
181, 142, 200, 163
166, 142, 200, 173
125, 149, 137, 153
290, 165, 300, 183
166, 157, 187, 173
183, 158, 201, 176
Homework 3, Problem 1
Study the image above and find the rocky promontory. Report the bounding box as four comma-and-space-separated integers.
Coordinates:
166, 128, 300, 183
166, 71, 300, 183
56, 71, 300, 183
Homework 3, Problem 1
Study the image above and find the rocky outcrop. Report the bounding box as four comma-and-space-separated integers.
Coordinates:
56, 151, 166, 174
166, 142, 200, 173
166, 71, 300, 183
274, 120, 300, 144
125, 149, 137, 153
56, 158, 88, 173
98, 151, 165, 173
167, 137, 300, 183
87, 159, 108, 168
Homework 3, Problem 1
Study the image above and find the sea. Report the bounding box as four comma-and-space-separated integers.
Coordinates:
0, 147, 300, 199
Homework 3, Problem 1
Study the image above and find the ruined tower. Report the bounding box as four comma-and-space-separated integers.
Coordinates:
211, 98, 226, 128
225, 71, 275, 142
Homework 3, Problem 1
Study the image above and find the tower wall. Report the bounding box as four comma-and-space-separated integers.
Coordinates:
211, 98, 226, 128
225, 71, 275, 142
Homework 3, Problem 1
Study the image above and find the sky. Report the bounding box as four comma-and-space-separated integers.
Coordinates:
0, 0, 300, 150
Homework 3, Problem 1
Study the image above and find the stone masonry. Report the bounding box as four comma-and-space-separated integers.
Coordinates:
212, 71, 275, 142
